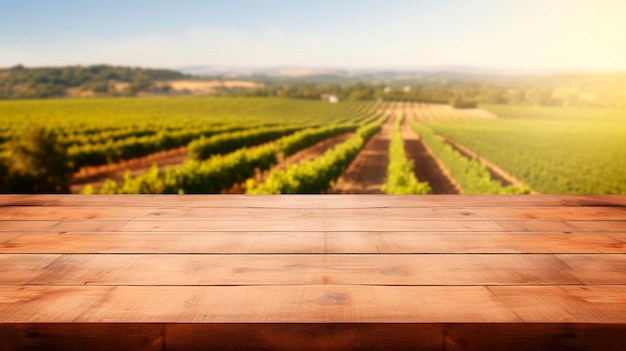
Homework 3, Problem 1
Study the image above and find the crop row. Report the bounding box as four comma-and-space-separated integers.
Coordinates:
247, 120, 384, 194
278, 124, 357, 157
429, 117, 626, 194
68, 124, 246, 169
188, 125, 304, 161
92, 143, 278, 194
381, 116, 431, 194
86, 123, 361, 194
0, 97, 376, 150
411, 120, 530, 194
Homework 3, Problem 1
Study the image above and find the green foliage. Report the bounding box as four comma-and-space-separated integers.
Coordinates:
68, 125, 244, 170
97, 143, 279, 194
411, 121, 530, 194
0, 97, 377, 193
248, 120, 384, 194
449, 95, 477, 109
0, 97, 369, 166
188, 125, 303, 161
431, 105, 626, 194
382, 117, 431, 194
277, 124, 357, 157
0, 64, 187, 99
1, 126, 72, 193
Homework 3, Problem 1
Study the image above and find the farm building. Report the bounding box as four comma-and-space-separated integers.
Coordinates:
320, 94, 339, 103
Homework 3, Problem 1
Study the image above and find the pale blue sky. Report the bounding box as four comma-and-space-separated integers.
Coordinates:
1, 0, 625, 71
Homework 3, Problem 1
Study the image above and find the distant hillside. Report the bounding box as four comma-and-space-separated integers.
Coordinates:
178, 65, 351, 78
0, 65, 189, 99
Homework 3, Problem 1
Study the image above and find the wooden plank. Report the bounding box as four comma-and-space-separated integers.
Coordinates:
559, 285, 626, 323
1, 194, 625, 350
0, 220, 127, 232
434, 206, 626, 221
609, 233, 626, 244
0, 233, 21, 244
0, 206, 184, 221
0, 220, 60, 232
0, 254, 61, 284
496, 220, 576, 232
25, 254, 581, 286
51, 220, 130, 232
2, 323, 625, 351
0, 285, 511, 323
556, 254, 626, 284
2, 231, 624, 254
3, 205, 624, 221
165, 323, 445, 351
0, 285, 114, 323
115, 219, 507, 232
1, 232, 327, 254
443, 323, 626, 351
0, 323, 164, 351
72, 285, 520, 323
488, 285, 626, 323
416, 232, 626, 254
2, 194, 624, 208
0, 206, 440, 221
566, 220, 626, 232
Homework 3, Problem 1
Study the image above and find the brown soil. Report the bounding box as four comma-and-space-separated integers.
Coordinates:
402, 105, 460, 194
71, 146, 189, 192
330, 114, 395, 194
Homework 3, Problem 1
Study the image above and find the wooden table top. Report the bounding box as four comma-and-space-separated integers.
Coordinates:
1, 194, 625, 350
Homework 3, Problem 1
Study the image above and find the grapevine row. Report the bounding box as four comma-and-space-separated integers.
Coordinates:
188, 125, 304, 160
88, 123, 362, 194
68, 125, 246, 169
90, 143, 279, 194
277, 124, 357, 157
411, 120, 530, 194
381, 116, 431, 194
247, 120, 385, 194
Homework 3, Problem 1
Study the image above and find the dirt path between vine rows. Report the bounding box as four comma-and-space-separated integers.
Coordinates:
403, 104, 461, 194
71, 146, 190, 192
330, 114, 395, 194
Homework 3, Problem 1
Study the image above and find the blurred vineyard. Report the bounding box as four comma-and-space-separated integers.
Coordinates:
1, 97, 624, 194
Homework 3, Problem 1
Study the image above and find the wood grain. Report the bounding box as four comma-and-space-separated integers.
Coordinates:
1, 194, 625, 350
2, 194, 625, 208
22, 254, 580, 286
488, 285, 626, 323
2, 323, 625, 351
114, 219, 507, 232
2, 205, 624, 221
2, 231, 624, 254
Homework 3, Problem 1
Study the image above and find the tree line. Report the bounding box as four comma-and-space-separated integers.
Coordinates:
0, 64, 187, 99
224, 76, 626, 109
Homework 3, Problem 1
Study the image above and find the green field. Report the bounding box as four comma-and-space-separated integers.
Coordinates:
0, 96, 379, 193
2, 97, 625, 194
0, 97, 373, 168
429, 105, 626, 194
0, 96, 370, 136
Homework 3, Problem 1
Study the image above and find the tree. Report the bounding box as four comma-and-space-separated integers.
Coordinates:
449, 95, 477, 109
2, 126, 73, 193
